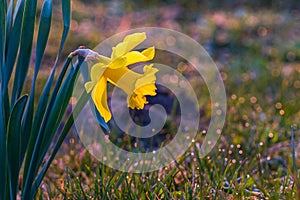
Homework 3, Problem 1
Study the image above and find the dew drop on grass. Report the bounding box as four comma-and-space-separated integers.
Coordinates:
259, 142, 264, 146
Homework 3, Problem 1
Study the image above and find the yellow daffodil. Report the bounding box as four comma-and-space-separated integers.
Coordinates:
84, 32, 158, 122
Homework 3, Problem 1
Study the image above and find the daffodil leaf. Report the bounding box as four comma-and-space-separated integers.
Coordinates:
33, 90, 90, 194
0, 0, 5, 76
11, 0, 37, 104
21, 0, 53, 166
5, 0, 13, 39
34, 0, 52, 81
0, 85, 6, 200
7, 95, 28, 199
3, 0, 25, 88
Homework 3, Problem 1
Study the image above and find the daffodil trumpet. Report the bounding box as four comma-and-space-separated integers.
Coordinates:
83, 32, 158, 123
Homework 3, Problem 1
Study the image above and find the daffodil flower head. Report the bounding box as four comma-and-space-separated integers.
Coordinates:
84, 32, 158, 122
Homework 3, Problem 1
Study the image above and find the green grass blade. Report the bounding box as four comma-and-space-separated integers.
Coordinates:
0, 85, 7, 200
3, 0, 25, 89
69, 169, 88, 200
11, 0, 37, 104
115, 173, 127, 189
21, 0, 53, 163
7, 95, 28, 199
291, 126, 296, 173
104, 171, 125, 196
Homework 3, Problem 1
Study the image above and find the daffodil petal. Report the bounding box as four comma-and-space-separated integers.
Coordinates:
127, 93, 148, 110
123, 47, 155, 66
126, 64, 158, 109
85, 81, 96, 93
84, 62, 108, 93
123, 32, 146, 51
111, 42, 129, 60
91, 77, 111, 122
141, 46, 155, 59
108, 56, 127, 69
111, 32, 146, 59
135, 84, 157, 96
135, 64, 158, 93
90, 63, 107, 82
98, 55, 111, 65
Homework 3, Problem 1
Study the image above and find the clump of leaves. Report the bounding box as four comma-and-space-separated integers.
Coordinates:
0, 0, 88, 199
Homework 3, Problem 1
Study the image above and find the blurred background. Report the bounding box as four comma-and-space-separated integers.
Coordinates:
40, 0, 300, 62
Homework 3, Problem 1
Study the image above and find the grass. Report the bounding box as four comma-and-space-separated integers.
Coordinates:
38, 129, 298, 199
23, 1, 300, 199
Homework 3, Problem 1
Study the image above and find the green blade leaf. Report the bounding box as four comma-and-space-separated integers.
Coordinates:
0, 85, 7, 200
0, 0, 6, 82
32, 90, 89, 196
22, 58, 72, 198
2, 0, 26, 126
21, 0, 53, 164
33, 0, 52, 81
23, 57, 82, 200
7, 95, 27, 199
23, 2, 72, 197
38, 58, 83, 166
52, 0, 71, 67
32, 0, 72, 132
48, 0, 71, 74
28, 0, 71, 144
3, 0, 25, 89
24, 0, 72, 168
11, 0, 37, 104
5, 0, 13, 47
62, 0, 71, 28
